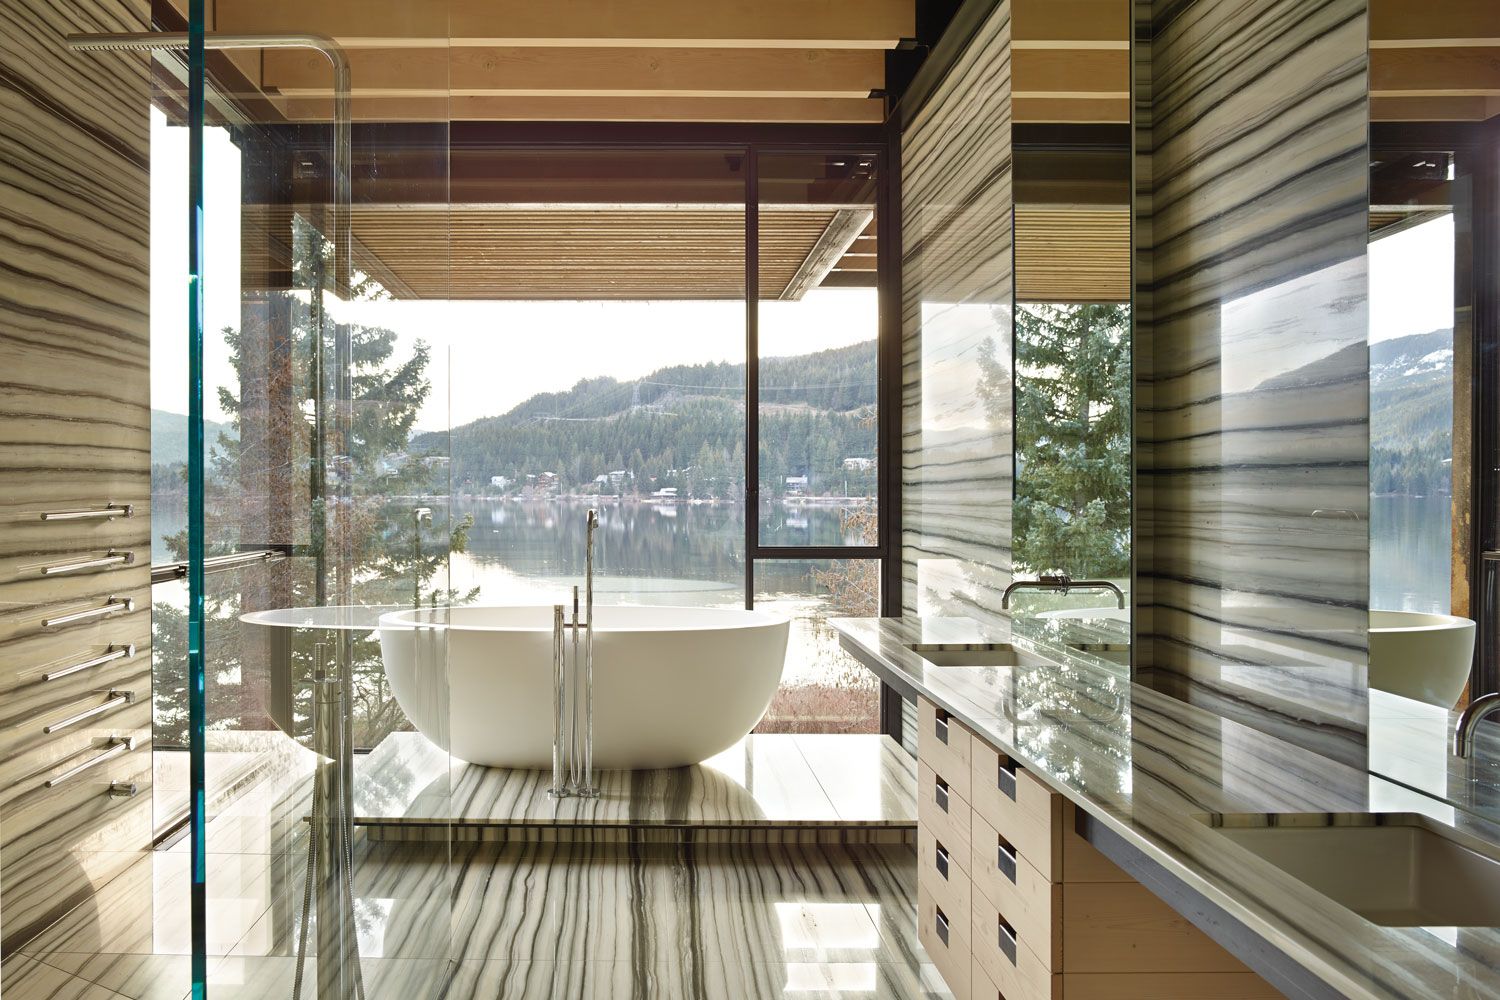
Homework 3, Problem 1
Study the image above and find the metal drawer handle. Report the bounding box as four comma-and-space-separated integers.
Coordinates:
997, 837, 1018, 884
45, 736, 134, 788
40, 550, 134, 576
934, 713, 949, 745
40, 503, 133, 521
41, 596, 133, 629
108, 781, 139, 798
998, 759, 1018, 801
935, 906, 950, 947
935, 776, 949, 812
998, 917, 1018, 964
935, 841, 949, 879
43, 690, 136, 734
43, 644, 135, 682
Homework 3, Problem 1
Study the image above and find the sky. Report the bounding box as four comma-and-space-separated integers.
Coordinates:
149, 110, 878, 431
1368, 213, 1454, 344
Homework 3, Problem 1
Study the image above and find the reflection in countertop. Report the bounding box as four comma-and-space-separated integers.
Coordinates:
832, 614, 1500, 1000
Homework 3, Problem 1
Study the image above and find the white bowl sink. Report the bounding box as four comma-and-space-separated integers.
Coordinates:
1369, 610, 1474, 709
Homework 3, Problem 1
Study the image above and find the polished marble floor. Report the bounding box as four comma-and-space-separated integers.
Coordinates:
5, 735, 946, 1000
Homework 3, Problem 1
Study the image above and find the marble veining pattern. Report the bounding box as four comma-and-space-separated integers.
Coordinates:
834, 615, 1500, 999
352, 732, 916, 834
900, 0, 1016, 633
1134, 0, 1371, 767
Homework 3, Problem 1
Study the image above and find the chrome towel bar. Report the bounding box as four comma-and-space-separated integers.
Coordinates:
43, 644, 135, 682
43, 690, 136, 734
45, 737, 134, 788
40, 550, 134, 576
41, 597, 133, 629
39, 503, 133, 521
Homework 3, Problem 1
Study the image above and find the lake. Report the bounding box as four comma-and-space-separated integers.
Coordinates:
1370, 492, 1452, 614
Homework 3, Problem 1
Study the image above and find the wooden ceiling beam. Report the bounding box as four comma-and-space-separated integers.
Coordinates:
1370, 0, 1500, 47
1012, 0, 1129, 45
1370, 47, 1500, 95
276, 94, 885, 123
262, 46, 887, 99
1012, 96, 1129, 123
214, 0, 915, 49
1370, 94, 1500, 121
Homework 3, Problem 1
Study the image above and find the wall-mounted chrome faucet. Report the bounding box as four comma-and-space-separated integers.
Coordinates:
551, 508, 599, 798
1454, 692, 1500, 758
1000, 573, 1126, 610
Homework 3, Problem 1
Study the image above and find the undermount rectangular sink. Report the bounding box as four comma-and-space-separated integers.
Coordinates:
906, 642, 1053, 668
1198, 813, 1500, 926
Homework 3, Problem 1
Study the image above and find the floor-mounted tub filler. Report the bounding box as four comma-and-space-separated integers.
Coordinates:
380, 604, 790, 769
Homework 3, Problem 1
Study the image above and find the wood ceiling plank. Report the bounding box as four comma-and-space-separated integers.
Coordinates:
1370, 47, 1500, 95
278, 94, 886, 123
1370, 94, 1500, 120
1370, 0, 1500, 46
1012, 0, 1129, 44
1012, 96, 1129, 123
1012, 49, 1128, 95
214, 0, 914, 49
263, 47, 885, 98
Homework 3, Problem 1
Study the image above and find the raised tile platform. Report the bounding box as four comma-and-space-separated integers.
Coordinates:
354, 732, 918, 842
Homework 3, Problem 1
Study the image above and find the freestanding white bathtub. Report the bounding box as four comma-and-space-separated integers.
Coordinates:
1368, 610, 1475, 709
378, 605, 789, 769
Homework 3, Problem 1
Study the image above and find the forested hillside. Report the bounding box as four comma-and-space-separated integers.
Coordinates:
415, 342, 879, 497
1370, 329, 1453, 496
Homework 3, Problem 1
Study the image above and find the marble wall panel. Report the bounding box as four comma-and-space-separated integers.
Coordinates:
1133, 0, 1371, 767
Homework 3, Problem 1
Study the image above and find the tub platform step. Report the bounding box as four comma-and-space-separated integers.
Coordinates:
354, 732, 917, 844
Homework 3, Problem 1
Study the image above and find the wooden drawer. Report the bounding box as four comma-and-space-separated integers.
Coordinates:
918, 761, 972, 865
917, 882, 970, 1000
972, 889, 1059, 1000
918, 697, 972, 802
918, 823, 971, 926
970, 741, 1062, 880
1061, 881, 1256, 974
970, 960, 1002, 1000
970, 813, 1060, 968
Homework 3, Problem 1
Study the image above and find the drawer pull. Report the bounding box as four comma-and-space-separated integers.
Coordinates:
998, 917, 1018, 965
935, 906, 950, 947
43, 690, 136, 734
934, 711, 949, 744
997, 837, 1018, 884
935, 841, 949, 879
43, 644, 136, 682
45, 736, 134, 788
41, 596, 133, 629
108, 781, 139, 798
935, 776, 949, 813
40, 550, 134, 576
40, 503, 134, 522
998, 759, 1018, 801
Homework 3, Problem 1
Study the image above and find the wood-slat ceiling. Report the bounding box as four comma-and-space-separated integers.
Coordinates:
1015, 206, 1131, 304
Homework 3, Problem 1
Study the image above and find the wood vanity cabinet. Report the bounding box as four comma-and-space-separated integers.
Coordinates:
916, 698, 1280, 1000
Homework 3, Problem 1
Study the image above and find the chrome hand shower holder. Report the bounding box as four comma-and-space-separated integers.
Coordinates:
550, 509, 599, 798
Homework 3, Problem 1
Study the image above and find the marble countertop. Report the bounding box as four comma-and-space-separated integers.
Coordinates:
832, 614, 1500, 1000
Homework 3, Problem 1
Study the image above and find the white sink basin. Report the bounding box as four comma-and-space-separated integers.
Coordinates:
1200, 813, 1500, 926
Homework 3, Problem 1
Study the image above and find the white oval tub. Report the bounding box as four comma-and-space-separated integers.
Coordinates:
1369, 610, 1475, 709
379, 605, 789, 769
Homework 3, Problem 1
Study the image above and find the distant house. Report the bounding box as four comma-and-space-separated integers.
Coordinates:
784, 474, 809, 496
842, 457, 875, 472
650, 486, 679, 500
489, 475, 509, 489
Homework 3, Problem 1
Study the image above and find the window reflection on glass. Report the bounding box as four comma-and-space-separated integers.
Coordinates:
1369, 212, 1455, 613
1011, 302, 1131, 613
754, 559, 880, 733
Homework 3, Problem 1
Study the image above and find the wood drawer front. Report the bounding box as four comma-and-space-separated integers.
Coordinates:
917, 882, 971, 1000
918, 824, 971, 925
970, 742, 1061, 880
917, 697, 973, 802
971, 892, 1059, 1000
969, 814, 1060, 968
917, 761, 972, 865
1059, 972, 1283, 999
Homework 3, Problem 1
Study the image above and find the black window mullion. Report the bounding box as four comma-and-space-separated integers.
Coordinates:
745, 146, 760, 611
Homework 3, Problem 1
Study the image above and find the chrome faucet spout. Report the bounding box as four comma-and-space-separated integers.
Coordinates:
1000, 574, 1126, 610
1454, 693, 1500, 758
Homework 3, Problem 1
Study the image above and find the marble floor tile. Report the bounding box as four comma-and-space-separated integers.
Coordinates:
1, 955, 138, 1000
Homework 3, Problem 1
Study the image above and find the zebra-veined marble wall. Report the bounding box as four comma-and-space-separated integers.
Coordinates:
900, 0, 1015, 632
1134, 0, 1371, 768
0, 0, 153, 952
